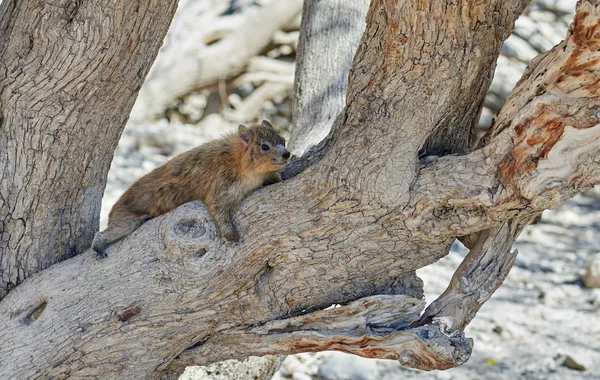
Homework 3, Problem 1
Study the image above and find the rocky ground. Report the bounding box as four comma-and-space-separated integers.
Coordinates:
100, 0, 600, 378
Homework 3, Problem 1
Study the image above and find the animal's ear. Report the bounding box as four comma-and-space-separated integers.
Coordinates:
262, 120, 274, 129
238, 125, 252, 144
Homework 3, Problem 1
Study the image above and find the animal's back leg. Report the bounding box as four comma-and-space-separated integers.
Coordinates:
92, 214, 150, 258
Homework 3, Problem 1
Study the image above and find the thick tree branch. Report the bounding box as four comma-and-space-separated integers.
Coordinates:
2, 1, 599, 378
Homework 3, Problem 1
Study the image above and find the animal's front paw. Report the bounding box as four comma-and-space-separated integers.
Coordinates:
92, 249, 108, 259
222, 230, 240, 245
92, 232, 109, 259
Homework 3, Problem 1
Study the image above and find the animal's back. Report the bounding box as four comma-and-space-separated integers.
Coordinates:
110, 138, 235, 219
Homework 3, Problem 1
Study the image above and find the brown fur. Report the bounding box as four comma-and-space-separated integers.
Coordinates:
92, 120, 289, 256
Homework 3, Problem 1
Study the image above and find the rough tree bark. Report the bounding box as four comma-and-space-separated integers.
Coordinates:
2, 1, 599, 380
0, 0, 178, 299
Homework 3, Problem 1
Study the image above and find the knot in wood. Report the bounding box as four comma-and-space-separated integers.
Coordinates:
162, 202, 219, 259
175, 219, 206, 239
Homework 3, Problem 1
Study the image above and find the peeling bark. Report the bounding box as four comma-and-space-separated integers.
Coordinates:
1, 0, 599, 379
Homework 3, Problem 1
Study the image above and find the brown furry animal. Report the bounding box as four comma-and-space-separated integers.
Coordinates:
92, 120, 290, 257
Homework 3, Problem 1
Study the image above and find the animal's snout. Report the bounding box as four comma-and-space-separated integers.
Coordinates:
282, 150, 290, 159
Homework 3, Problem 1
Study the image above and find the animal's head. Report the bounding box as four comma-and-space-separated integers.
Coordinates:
238, 120, 290, 173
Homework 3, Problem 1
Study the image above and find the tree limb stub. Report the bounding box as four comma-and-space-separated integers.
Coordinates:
2, 1, 600, 378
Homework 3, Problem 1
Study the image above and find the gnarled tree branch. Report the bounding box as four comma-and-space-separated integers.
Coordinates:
170, 295, 472, 371
1, 1, 599, 379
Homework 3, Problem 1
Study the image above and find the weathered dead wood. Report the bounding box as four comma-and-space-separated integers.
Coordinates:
168, 295, 472, 371
2, 1, 600, 379
234, 57, 295, 88
225, 82, 289, 122
130, 0, 303, 121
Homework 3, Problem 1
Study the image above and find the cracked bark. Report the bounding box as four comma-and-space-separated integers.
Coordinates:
1, 0, 599, 379
0, 0, 178, 299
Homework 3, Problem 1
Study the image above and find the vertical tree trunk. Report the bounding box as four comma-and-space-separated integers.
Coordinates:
0, 0, 178, 299
289, 0, 369, 154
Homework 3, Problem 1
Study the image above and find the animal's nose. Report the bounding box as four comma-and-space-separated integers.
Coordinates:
282, 150, 291, 159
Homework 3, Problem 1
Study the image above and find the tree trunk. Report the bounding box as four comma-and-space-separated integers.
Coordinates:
0, 0, 178, 299
2, 0, 600, 379
289, 0, 369, 155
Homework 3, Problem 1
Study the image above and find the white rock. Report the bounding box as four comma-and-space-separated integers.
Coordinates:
583, 258, 600, 289
317, 352, 382, 380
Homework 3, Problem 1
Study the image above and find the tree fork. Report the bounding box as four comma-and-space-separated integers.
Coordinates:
1, 0, 599, 379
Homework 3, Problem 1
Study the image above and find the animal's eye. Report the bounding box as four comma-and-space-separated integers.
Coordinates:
261, 144, 270, 151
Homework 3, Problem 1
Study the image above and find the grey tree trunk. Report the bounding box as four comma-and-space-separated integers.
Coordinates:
0, 0, 178, 299
2, 0, 600, 379
289, 0, 369, 155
